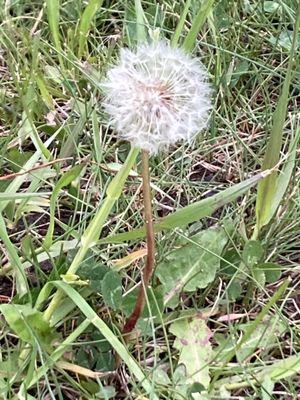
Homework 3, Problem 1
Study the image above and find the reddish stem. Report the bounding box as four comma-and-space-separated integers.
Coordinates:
123, 150, 155, 335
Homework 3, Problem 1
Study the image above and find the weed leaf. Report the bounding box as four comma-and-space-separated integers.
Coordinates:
170, 314, 212, 389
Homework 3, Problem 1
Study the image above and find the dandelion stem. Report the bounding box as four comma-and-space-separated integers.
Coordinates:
123, 150, 155, 334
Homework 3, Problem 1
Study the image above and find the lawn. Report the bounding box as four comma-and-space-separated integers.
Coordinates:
0, 0, 299, 399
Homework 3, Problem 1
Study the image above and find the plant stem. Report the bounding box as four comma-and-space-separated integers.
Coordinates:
123, 150, 155, 334
43, 147, 139, 324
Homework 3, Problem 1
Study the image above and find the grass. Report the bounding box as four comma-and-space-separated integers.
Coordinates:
0, 0, 300, 399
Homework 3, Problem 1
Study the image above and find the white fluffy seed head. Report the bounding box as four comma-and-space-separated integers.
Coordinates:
102, 41, 212, 154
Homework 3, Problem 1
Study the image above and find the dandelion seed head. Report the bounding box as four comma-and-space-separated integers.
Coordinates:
102, 41, 212, 154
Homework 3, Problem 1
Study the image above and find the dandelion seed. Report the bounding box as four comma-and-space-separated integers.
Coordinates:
102, 41, 212, 154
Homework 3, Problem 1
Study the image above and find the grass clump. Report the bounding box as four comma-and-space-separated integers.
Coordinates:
0, 1, 299, 399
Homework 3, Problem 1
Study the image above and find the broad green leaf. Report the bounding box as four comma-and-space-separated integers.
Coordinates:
6, 149, 33, 172
227, 280, 243, 301
156, 224, 231, 308
78, 258, 109, 291
77, 0, 104, 58
0, 354, 19, 379
242, 240, 264, 267
170, 315, 212, 389
256, 262, 282, 283
122, 286, 164, 319
44, 164, 84, 249
215, 354, 300, 391
263, 1, 280, 13
270, 30, 300, 51
101, 270, 122, 310
100, 171, 268, 245
263, 354, 300, 382
0, 304, 57, 348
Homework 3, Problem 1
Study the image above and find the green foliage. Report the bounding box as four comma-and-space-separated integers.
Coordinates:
46, 0, 63, 66
101, 172, 266, 244
183, 0, 215, 52
170, 315, 212, 389
156, 224, 232, 307
100, 270, 122, 310
77, 0, 105, 58
0, 304, 57, 349
255, 7, 300, 234
242, 240, 264, 267
0, 0, 299, 398
44, 164, 84, 249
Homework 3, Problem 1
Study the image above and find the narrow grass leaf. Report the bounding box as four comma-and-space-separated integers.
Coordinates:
255, 8, 300, 232
135, 0, 147, 42
43, 148, 139, 322
0, 214, 29, 298
216, 354, 300, 390
77, 0, 104, 58
0, 131, 59, 213
59, 100, 93, 158
44, 164, 84, 249
100, 170, 269, 244
26, 319, 90, 388
183, 0, 215, 52
220, 279, 290, 364
171, 0, 192, 47
0, 192, 51, 201
92, 106, 102, 163
267, 128, 300, 224
46, 0, 63, 66
51, 281, 159, 399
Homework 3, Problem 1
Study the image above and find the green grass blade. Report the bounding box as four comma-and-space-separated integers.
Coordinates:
77, 0, 104, 58
216, 353, 300, 390
171, 0, 192, 47
26, 319, 90, 388
255, 6, 300, 233
100, 170, 270, 244
50, 281, 158, 399
46, 0, 64, 66
0, 131, 59, 213
0, 193, 51, 201
267, 128, 300, 223
183, 0, 215, 52
0, 214, 29, 298
135, 0, 147, 42
43, 147, 139, 322
217, 278, 290, 366
44, 165, 84, 249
